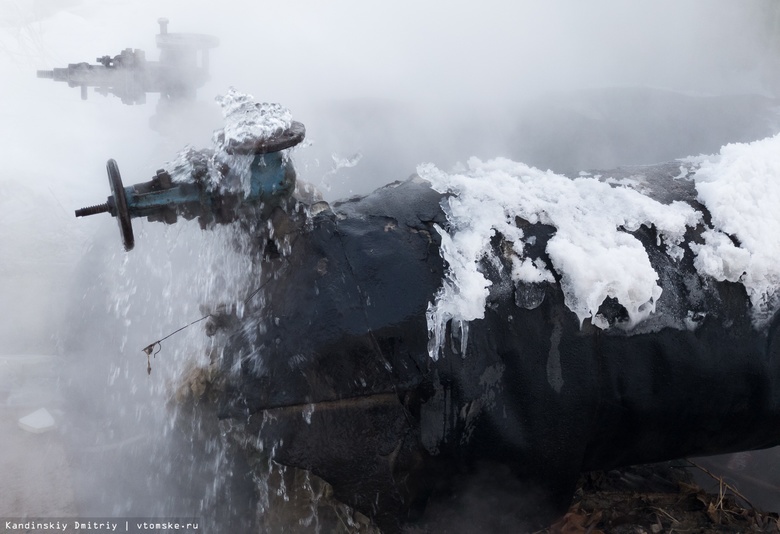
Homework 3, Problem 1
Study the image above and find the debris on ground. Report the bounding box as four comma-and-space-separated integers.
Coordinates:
543, 462, 780, 534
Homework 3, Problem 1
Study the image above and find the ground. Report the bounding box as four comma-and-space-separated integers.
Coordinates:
545, 463, 780, 534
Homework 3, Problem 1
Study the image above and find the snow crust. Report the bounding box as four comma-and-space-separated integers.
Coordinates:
690, 134, 780, 326
420, 133, 780, 359
419, 158, 700, 359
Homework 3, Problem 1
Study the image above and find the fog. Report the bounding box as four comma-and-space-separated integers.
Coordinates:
1, 0, 779, 529
3, 0, 779, 208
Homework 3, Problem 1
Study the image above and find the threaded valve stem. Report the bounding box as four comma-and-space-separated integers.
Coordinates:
75, 203, 110, 217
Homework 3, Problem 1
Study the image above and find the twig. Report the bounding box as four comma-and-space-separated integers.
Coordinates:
652, 506, 679, 524
686, 459, 756, 511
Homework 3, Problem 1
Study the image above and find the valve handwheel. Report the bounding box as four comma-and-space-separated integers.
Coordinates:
74, 159, 135, 251
107, 159, 135, 251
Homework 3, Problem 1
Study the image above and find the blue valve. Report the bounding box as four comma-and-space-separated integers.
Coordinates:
75, 121, 305, 251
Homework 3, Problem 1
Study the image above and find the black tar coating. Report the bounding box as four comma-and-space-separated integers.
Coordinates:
217, 166, 780, 532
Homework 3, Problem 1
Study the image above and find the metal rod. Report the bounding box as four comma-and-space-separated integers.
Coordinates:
75, 203, 110, 217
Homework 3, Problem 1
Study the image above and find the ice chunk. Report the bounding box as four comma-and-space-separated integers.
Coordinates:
214, 88, 293, 154
512, 257, 555, 284
18, 408, 55, 433
419, 157, 701, 359
690, 230, 750, 283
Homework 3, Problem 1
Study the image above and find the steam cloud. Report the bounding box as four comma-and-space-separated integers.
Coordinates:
1, 0, 779, 527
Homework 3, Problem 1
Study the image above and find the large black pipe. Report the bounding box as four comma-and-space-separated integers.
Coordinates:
216, 165, 779, 532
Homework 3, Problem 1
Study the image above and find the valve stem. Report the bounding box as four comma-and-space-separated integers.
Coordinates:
75, 203, 110, 217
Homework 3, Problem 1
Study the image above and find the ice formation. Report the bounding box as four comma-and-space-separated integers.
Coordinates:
420, 133, 780, 359
165, 88, 294, 196
419, 158, 700, 359
690, 134, 780, 326
213, 88, 293, 154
